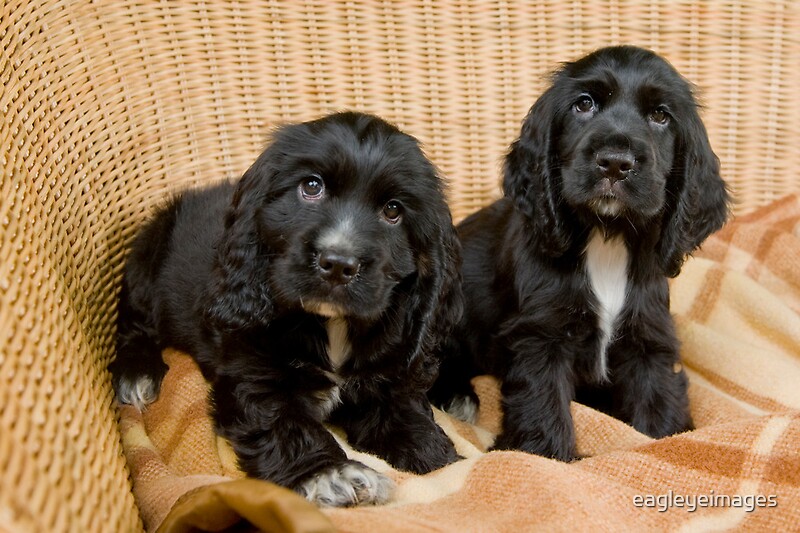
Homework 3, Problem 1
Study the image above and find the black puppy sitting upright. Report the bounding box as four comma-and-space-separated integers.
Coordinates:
430, 46, 730, 461
110, 112, 462, 506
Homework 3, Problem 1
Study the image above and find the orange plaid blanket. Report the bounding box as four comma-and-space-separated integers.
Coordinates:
119, 195, 800, 532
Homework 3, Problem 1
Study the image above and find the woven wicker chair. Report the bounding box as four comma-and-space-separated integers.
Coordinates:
2, 1, 798, 531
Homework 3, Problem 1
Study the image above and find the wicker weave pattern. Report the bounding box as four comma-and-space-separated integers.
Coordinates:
1, 1, 798, 531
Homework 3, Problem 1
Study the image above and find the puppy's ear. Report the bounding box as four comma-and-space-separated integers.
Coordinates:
657, 106, 731, 277
403, 204, 464, 387
426, 215, 464, 350
204, 162, 274, 330
503, 88, 572, 257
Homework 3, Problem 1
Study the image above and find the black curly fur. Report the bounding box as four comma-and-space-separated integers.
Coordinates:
430, 46, 730, 461
110, 112, 461, 493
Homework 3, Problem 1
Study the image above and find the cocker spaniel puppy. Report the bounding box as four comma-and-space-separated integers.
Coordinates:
430, 46, 730, 461
110, 112, 462, 506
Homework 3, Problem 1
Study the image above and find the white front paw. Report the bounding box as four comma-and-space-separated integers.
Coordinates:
444, 394, 479, 424
116, 375, 159, 411
300, 461, 394, 507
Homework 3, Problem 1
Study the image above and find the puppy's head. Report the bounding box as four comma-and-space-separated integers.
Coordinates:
504, 45, 730, 274
206, 112, 461, 350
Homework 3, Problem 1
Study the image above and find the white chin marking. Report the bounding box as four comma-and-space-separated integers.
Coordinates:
116, 375, 159, 411
444, 394, 479, 424
592, 197, 623, 216
300, 462, 394, 507
583, 229, 629, 382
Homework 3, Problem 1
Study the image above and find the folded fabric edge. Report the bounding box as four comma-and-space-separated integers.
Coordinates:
156, 478, 335, 533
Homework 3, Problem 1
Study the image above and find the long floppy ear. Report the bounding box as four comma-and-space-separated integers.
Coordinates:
657, 106, 731, 277
203, 159, 275, 331
503, 87, 572, 257
403, 204, 464, 388
424, 213, 464, 355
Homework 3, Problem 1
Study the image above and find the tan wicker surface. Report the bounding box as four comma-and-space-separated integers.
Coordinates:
1, 1, 798, 531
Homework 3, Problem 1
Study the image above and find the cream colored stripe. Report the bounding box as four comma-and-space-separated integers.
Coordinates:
389, 457, 478, 507
678, 416, 790, 532
751, 416, 791, 454
685, 368, 767, 416
327, 427, 393, 474
433, 408, 490, 457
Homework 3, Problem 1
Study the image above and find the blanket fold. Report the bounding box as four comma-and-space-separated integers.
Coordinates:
119, 195, 800, 532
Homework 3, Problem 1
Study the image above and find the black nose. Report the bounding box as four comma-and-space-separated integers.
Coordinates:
317, 250, 360, 285
596, 149, 635, 182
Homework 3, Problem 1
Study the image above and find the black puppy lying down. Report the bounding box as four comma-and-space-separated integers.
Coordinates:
110, 112, 462, 506
430, 46, 730, 461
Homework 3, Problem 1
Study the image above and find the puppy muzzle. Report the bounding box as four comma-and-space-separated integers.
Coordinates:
317, 249, 360, 286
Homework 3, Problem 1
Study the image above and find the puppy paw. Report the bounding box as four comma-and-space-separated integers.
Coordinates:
110, 350, 169, 411
299, 461, 394, 507
443, 393, 479, 424
114, 374, 161, 411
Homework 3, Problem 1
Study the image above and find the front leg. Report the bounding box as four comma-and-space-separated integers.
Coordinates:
211, 374, 393, 507
333, 384, 459, 474
491, 347, 577, 461
609, 317, 694, 438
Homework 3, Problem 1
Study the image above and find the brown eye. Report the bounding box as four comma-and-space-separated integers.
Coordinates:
299, 175, 324, 200
381, 200, 403, 224
575, 94, 595, 114
649, 107, 670, 125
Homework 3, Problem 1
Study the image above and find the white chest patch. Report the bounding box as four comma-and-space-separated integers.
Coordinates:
583, 229, 629, 381
315, 317, 351, 418
325, 317, 351, 371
